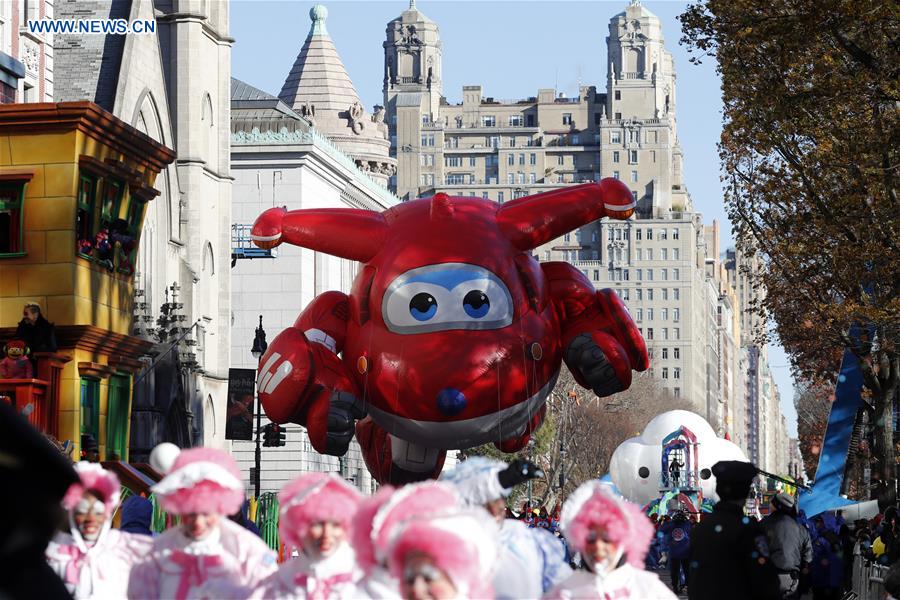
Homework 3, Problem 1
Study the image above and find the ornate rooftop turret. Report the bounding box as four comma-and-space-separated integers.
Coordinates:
279, 4, 395, 185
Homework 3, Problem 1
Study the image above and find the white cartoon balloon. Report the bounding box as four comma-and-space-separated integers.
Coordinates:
609, 410, 748, 506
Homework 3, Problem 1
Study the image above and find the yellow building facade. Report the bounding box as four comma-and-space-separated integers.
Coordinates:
0, 102, 175, 460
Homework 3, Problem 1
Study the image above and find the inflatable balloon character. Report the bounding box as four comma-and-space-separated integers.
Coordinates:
609, 410, 749, 507
251, 180, 649, 484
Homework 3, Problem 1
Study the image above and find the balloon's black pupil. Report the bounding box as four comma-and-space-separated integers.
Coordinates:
410, 293, 436, 312
464, 290, 488, 308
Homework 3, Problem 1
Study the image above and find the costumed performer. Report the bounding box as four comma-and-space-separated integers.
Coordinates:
387, 504, 500, 600
440, 457, 572, 599
127, 446, 277, 599
251, 472, 361, 599
46, 462, 152, 599
544, 480, 676, 599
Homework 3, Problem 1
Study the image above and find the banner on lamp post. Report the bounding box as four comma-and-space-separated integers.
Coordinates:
225, 368, 256, 441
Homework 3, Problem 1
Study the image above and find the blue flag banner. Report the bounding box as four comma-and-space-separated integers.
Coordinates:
799, 326, 869, 517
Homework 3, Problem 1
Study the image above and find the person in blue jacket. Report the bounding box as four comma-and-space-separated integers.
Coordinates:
661, 510, 692, 593
118, 495, 153, 536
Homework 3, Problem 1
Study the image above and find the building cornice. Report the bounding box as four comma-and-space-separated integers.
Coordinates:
231, 126, 399, 207
0, 102, 176, 173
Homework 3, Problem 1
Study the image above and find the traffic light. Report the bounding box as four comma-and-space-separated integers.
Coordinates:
273, 423, 286, 447
262, 423, 286, 447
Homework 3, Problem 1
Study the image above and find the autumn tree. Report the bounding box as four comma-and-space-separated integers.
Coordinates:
467, 367, 694, 509
680, 0, 900, 486
793, 381, 832, 479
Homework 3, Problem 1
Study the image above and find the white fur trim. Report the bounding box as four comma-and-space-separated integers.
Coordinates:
151, 461, 243, 495
370, 482, 460, 564
440, 457, 508, 506
280, 476, 358, 515
396, 509, 499, 592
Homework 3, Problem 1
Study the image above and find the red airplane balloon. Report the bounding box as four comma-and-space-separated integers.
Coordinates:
251, 179, 649, 484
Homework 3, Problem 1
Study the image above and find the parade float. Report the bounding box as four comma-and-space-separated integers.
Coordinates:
249, 180, 650, 484
609, 410, 748, 517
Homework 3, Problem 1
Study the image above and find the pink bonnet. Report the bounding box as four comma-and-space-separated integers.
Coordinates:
62, 462, 121, 515
560, 480, 654, 567
151, 447, 244, 516
278, 472, 362, 550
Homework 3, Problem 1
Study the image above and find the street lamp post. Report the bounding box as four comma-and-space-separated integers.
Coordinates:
250, 315, 268, 499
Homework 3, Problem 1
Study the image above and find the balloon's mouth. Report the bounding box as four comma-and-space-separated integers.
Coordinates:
365, 368, 559, 449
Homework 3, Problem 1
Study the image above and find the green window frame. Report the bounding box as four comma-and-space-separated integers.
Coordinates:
0, 181, 27, 256
80, 377, 100, 447
76, 173, 98, 257
100, 179, 123, 224
106, 373, 131, 461
115, 195, 146, 275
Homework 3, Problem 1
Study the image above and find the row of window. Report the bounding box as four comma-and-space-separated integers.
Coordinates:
606, 227, 682, 241
635, 307, 681, 322
590, 267, 683, 282
640, 327, 680, 341
648, 347, 682, 361
610, 287, 681, 302
661, 367, 682, 380
636, 248, 681, 261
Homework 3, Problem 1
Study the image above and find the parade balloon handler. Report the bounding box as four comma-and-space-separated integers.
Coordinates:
659, 510, 692, 594
761, 492, 812, 600
348, 485, 400, 599
545, 480, 677, 599
687, 461, 781, 600
127, 445, 277, 599
46, 462, 153, 599
360, 481, 461, 599
387, 506, 500, 600
250, 472, 361, 599
440, 456, 571, 599
250, 179, 648, 486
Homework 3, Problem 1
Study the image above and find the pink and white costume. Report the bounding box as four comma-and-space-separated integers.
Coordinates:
348, 485, 400, 599
127, 447, 277, 600
129, 518, 277, 599
543, 481, 676, 600
45, 462, 151, 599
387, 505, 500, 600
357, 481, 464, 599
251, 472, 361, 599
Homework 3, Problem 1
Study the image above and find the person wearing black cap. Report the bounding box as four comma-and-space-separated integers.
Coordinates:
761, 492, 812, 599
687, 460, 781, 600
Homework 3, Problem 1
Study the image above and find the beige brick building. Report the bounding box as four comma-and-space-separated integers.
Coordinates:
382, 0, 790, 463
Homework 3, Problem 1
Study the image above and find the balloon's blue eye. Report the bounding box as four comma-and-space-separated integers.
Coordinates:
409, 293, 437, 321
463, 290, 490, 318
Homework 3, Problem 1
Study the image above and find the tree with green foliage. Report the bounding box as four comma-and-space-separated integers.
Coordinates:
680, 0, 899, 489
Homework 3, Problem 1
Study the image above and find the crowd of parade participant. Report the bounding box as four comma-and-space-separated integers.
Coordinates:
32, 447, 681, 600
17, 417, 895, 600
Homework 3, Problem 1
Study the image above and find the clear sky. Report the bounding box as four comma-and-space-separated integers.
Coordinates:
230, 0, 799, 437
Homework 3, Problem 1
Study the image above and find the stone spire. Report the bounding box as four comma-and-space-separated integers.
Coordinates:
278, 4, 395, 186
279, 4, 362, 115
